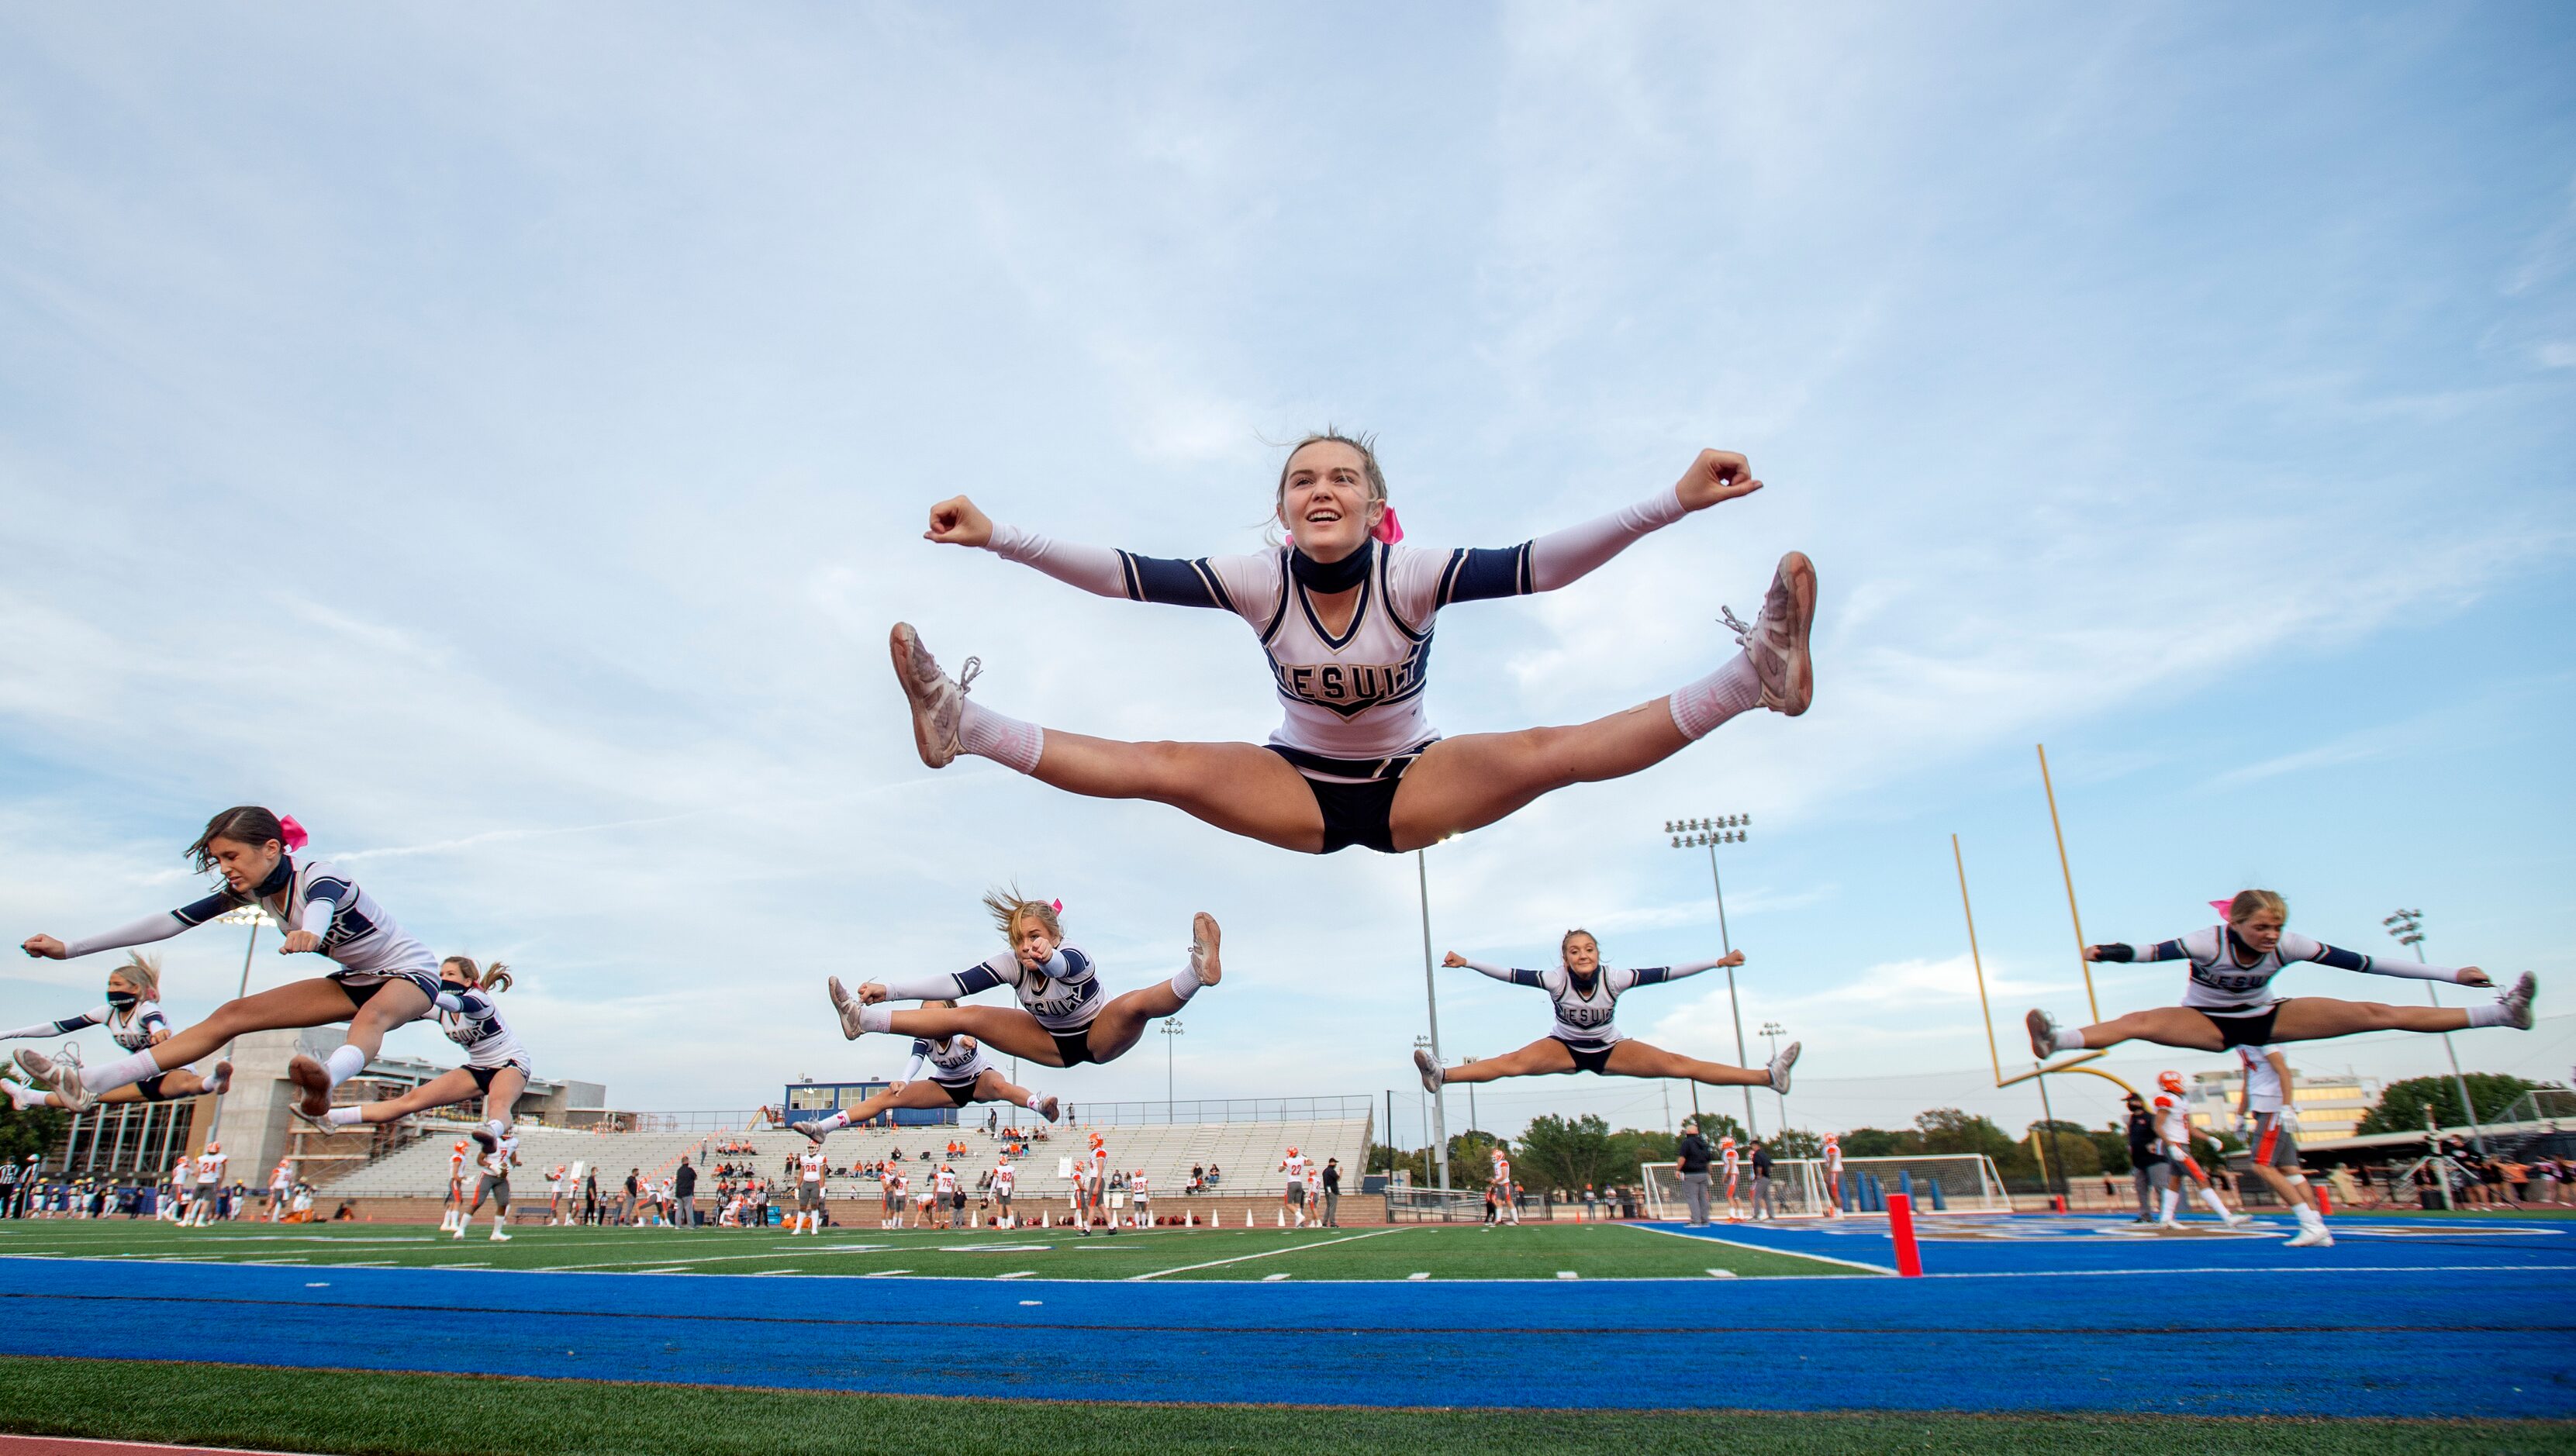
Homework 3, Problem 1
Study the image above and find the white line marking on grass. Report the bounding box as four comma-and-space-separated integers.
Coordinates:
1923, 1263, 2576, 1279
1556, 1271, 1578, 1279
1708, 1268, 1738, 1278
1127, 1227, 1404, 1282
995, 1271, 1037, 1279
544, 1248, 897, 1271
1407, 1272, 1429, 1280
1261, 1272, 1291, 1282
628, 1268, 692, 1275
1625, 1222, 1894, 1275
862, 1269, 912, 1278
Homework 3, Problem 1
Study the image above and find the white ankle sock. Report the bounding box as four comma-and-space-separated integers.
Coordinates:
2199, 1188, 2231, 1219
323, 1044, 368, 1088
960, 700, 1045, 774
857, 1002, 893, 1033
1167, 967, 1203, 1002
83, 1047, 164, 1095
817, 1110, 851, 1133
4, 1082, 42, 1109
2467, 1001, 2510, 1027
2160, 1189, 2181, 1220
325, 1107, 364, 1127
1666, 653, 1763, 741
2053, 1026, 2087, 1051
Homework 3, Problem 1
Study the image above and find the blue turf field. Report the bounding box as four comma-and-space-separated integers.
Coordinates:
2, 1213, 2569, 1416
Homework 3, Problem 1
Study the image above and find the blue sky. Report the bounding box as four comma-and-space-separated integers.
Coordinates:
3, 4, 2571, 1141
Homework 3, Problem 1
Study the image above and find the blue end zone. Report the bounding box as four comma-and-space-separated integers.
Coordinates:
3, 1214, 2570, 1418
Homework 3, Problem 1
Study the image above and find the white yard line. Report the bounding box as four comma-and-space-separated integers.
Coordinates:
1925, 1262, 2576, 1278
1126, 1227, 1404, 1282
1625, 1221, 1894, 1275
544, 1248, 898, 1271
994, 1271, 1037, 1279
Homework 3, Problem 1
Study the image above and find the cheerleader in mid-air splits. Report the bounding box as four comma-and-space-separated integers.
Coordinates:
827, 893, 1219, 1111
309, 958, 529, 1152
2026, 891, 2536, 1060
0, 954, 232, 1113
15, 808, 446, 1123
790, 1002, 1049, 1143
1412, 931, 1798, 1097
890, 436, 1815, 855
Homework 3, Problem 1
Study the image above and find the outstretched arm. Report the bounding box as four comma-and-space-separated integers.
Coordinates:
1431, 450, 1764, 607
2086, 939, 2190, 963
0, 1007, 107, 1041
929, 495, 1250, 611
1623, 954, 1744, 987
26, 898, 220, 961
1452, 957, 1549, 989
861, 963, 1013, 1004
2293, 937, 2485, 988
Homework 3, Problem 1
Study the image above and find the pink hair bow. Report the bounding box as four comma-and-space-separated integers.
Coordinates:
1050, 899, 1064, 914
278, 815, 310, 853
2208, 899, 2232, 916
1372, 505, 1404, 544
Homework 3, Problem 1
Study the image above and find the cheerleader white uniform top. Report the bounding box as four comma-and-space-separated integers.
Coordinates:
1459, 957, 1728, 1049
903, 1034, 992, 1088
56, 855, 439, 997
980, 484, 1695, 776
879, 944, 1104, 1034
2098, 925, 2463, 1018
433, 986, 531, 1074
2, 999, 171, 1051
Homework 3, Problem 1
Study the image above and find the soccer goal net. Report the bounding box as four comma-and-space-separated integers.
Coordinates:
1638, 1153, 2007, 1220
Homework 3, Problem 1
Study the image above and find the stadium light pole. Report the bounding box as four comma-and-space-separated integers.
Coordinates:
2384, 910, 2484, 1154
1415, 848, 1451, 1192
1160, 1020, 1183, 1116
1412, 1034, 1437, 1178
1663, 814, 1756, 1139
200, 905, 266, 1147
1460, 1057, 1478, 1137
1759, 1020, 1789, 1131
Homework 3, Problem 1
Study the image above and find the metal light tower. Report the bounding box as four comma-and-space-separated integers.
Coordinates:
1415, 849, 1450, 1191
1160, 1020, 1183, 1113
2384, 909, 2485, 1153
1759, 1020, 1789, 1131
1664, 814, 1756, 1138
199, 904, 267, 1147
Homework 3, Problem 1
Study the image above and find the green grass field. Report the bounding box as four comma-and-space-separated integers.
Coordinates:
0, 1216, 1856, 1281
1, 1358, 2567, 1456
